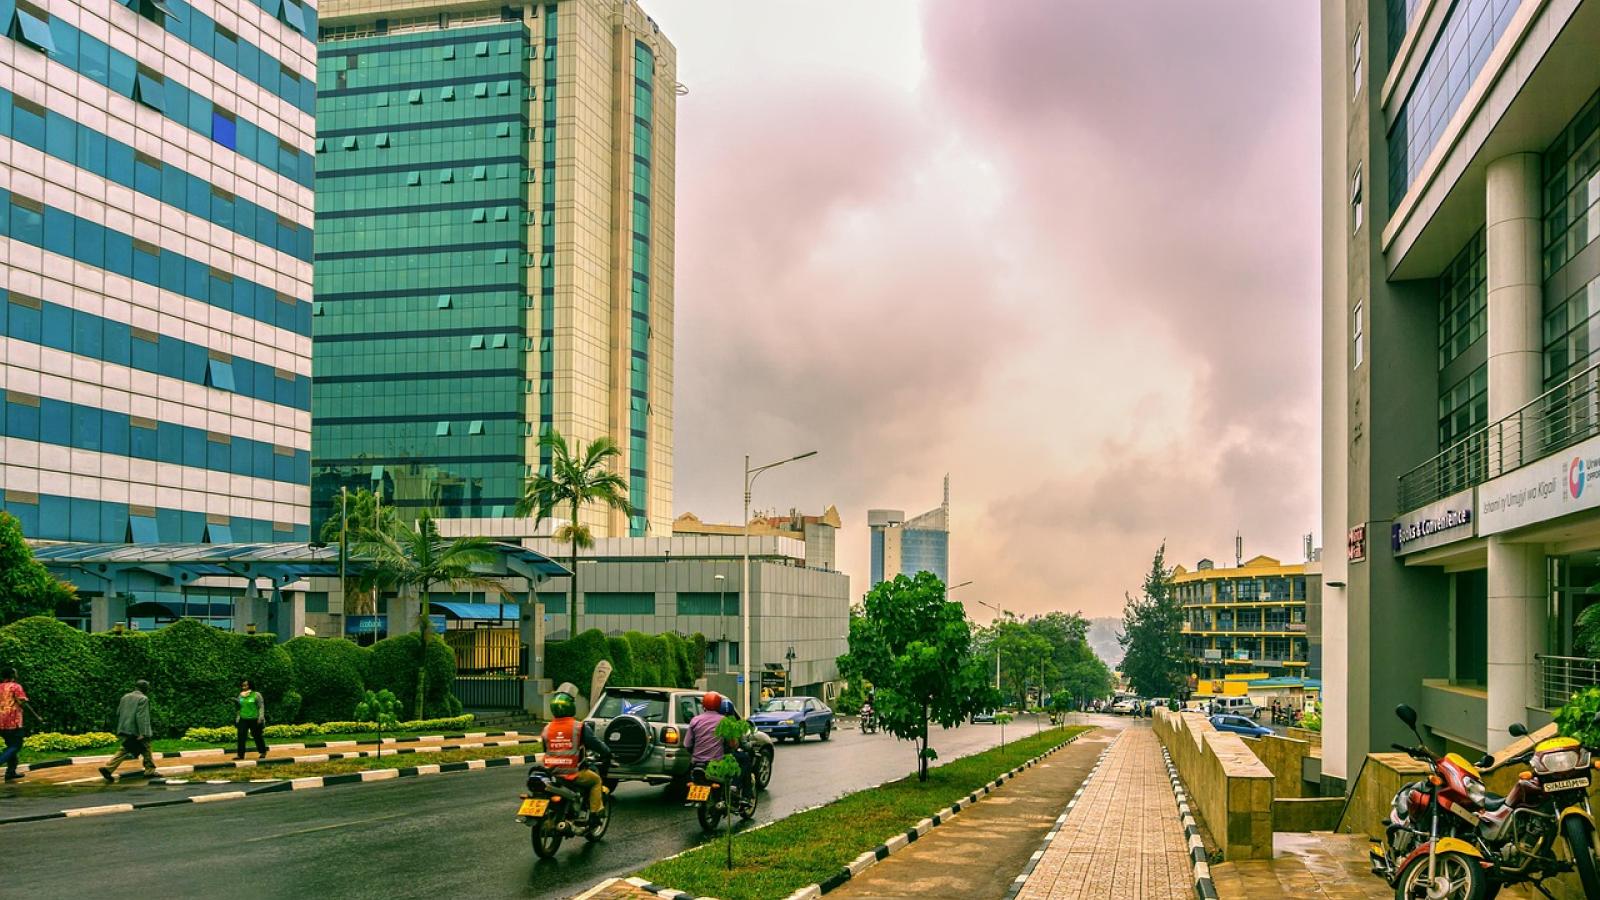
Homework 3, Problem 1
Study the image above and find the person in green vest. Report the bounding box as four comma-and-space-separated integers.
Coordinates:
234, 679, 267, 760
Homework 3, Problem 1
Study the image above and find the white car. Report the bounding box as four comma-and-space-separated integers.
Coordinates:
1109, 699, 1139, 715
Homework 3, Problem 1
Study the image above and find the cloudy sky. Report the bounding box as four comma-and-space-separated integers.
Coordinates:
650, 1, 1322, 620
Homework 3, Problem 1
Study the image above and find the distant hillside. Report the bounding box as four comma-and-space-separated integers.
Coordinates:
1087, 616, 1123, 668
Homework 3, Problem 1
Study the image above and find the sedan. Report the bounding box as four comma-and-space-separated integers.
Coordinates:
751, 696, 834, 742
1210, 714, 1273, 738
1109, 699, 1139, 715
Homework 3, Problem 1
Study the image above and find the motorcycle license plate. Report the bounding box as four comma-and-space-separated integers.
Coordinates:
1545, 776, 1591, 791
687, 784, 712, 802
518, 798, 549, 817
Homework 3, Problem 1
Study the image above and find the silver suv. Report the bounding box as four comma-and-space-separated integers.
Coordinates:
585, 687, 776, 793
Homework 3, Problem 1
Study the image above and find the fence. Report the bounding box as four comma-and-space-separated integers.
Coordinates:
1537, 654, 1600, 709
452, 674, 527, 710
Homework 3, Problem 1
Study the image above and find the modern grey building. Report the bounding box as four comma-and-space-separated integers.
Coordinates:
869, 476, 951, 587
1321, 0, 1600, 790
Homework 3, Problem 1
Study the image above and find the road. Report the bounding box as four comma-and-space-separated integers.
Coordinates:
4, 715, 1061, 899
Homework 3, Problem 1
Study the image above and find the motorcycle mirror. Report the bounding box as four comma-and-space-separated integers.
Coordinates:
1476, 753, 1495, 769
1509, 722, 1528, 738
1395, 704, 1418, 729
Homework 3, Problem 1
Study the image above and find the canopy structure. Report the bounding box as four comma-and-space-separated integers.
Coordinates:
431, 601, 517, 621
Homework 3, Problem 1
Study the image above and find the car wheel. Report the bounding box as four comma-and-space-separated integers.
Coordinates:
820, 723, 831, 742
755, 749, 774, 790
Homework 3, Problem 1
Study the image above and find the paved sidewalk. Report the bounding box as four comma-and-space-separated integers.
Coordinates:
1016, 727, 1192, 900
1211, 832, 1388, 899
827, 722, 1122, 899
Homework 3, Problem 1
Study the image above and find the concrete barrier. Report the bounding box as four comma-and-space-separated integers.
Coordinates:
1271, 796, 1344, 832
1244, 733, 1314, 799
1153, 708, 1276, 860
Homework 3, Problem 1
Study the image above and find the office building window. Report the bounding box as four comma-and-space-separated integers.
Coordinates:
1438, 365, 1488, 451
1351, 165, 1364, 233
1353, 301, 1364, 369
1543, 87, 1600, 278
727, 642, 740, 666
1352, 27, 1363, 94
1438, 229, 1487, 370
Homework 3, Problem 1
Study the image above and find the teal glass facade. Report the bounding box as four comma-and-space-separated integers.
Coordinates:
628, 40, 654, 536
312, 22, 533, 523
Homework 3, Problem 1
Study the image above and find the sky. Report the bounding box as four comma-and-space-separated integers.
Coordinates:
648, 0, 1322, 620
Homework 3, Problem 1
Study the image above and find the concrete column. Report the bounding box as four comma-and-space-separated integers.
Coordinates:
1485, 153, 1544, 420
390, 594, 421, 638
520, 592, 548, 716
235, 578, 269, 634
1484, 153, 1548, 750
272, 588, 305, 643
90, 594, 127, 633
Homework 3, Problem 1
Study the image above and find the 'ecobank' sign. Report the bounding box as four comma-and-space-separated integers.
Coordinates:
1391, 489, 1475, 555
1480, 432, 1600, 535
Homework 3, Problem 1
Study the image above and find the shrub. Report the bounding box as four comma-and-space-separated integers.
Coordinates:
687, 633, 707, 682
661, 632, 688, 688
545, 629, 610, 690
283, 636, 368, 724
627, 630, 667, 687
0, 617, 106, 732
139, 619, 298, 735
605, 636, 635, 687
23, 731, 118, 753
366, 633, 458, 719
180, 714, 475, 744
1556, 687, 1600, 747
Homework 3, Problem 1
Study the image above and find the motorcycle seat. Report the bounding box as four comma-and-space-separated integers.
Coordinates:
1481, 795, 1506, 813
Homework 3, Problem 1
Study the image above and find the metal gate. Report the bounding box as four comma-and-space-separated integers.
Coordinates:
446, 628, 526, 710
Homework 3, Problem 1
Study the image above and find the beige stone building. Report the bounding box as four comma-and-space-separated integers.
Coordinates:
311, 0, 675, 538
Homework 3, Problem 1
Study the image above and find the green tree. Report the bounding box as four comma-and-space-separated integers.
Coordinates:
1118, 544, 1186, 698
515, 431, 634, 639
707, 715, 753, 869
354, 689, 400, 758
838, 572, 993, 781
319, 488, 398, 618
0, 512, 75, 625
358, 512, 499, 719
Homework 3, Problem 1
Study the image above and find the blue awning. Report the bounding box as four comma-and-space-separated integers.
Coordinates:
432, 602, 514, 621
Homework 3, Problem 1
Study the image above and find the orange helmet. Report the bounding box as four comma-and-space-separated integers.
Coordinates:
702, 691, 723, 712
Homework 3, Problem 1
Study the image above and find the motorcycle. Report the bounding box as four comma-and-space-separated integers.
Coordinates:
1467, 719, 1600, 898
861, 706, 878, 735
1368, 704, 1491, 900
689, 759, 757, 833
517, 755, 612, 859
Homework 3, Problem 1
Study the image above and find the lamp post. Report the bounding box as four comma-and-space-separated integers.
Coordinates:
785, 645, 797, 697
742, 450, 818, 716
972, 595, 1008, 695
714, 573, 727, 670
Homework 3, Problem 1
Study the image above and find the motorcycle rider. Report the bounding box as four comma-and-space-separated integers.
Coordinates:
540, 691, 613, 825
683, 692, 752, 794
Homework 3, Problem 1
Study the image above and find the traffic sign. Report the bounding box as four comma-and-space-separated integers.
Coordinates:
737, 674, 744, 685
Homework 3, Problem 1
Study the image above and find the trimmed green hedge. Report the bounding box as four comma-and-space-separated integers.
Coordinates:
0, 616, 461, 736
546, 628, 703, 693
182, 714, 474, 744
24, 731, 118, 753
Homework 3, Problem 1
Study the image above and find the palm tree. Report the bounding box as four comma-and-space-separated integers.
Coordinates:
516, 431, 634, 640
359, 511, 500, 719
322, 487, 398, 627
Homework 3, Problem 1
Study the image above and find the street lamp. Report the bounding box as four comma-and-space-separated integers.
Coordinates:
973, 595, 1005, 694
742, 450, 818, 715
785, 645, 797, 697
714, 574, 727, 670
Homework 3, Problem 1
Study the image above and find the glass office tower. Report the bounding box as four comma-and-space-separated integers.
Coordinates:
311, 0, 675, 539
0, 0, 317, 542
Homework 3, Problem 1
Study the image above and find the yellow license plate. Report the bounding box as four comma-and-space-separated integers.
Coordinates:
518, 798, 549, 817
686, 784, 712, 802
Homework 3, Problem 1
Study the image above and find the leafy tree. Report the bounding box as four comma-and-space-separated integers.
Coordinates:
839, 572, 993, 781
1118, 544, 1187, 698
0, 512, 75, 625
354, 689, 400, 758
319, 488, 398, 618
516, 431, 634, 639
358, 512, 499, 719
707, 715, 753, 869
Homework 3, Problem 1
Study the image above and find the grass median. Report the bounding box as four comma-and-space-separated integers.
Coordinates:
22, 729, 526, 765
638, 725, 1092, 900
186, 742, 544, 781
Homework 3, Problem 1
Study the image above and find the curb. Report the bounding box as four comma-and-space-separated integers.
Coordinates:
139, 738, 531, 779
1161, 747, 1218, 900
619, 730, 1088, 900
18, 730, 525, 772
0, 753, 537, 827
1002, 733, 1118, 899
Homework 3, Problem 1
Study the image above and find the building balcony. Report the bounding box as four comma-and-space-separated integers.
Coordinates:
1537, 654, 1600, 709
1398, 362, 1600, 512
1182, 624, 1307, 635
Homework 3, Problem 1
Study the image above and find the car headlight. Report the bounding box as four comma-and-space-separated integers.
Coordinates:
785, 719, 798, 725
1464, 776, 1488, 808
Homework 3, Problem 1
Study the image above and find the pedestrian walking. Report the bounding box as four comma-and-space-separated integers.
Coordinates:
99, 679, 156, 782
234, 679, 267, 760
0, 667, 33, 781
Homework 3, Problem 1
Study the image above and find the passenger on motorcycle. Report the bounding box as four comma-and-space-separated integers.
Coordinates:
540, 691, 613, 824
683, 692, 751, 792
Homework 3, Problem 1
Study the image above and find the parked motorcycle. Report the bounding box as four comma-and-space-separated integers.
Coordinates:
1368, 704, 1491, 900
861, 706, 878, 735
517, 755, 612, 858
689, 761, 757, 833
1467, 720, 1600, 898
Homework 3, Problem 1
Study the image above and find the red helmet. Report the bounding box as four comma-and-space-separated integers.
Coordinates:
702, 691, 723, 712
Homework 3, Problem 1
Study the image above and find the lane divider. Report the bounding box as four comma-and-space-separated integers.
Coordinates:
1002, 734, 1118, 899
19, 730, 525, 772
0, 754, 538, 827
617, 730, 1091, 900
1161, 746, 1219, 900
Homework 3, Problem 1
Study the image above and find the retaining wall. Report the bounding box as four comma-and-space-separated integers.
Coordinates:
1153, 708, 1276, 860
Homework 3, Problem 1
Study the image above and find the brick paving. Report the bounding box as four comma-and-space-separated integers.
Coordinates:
1210, 832, 1391, 899
1016, 727, 1192, 900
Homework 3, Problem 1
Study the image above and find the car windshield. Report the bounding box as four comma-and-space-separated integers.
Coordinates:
593, 691, 670, 722
761, 699, 808, 712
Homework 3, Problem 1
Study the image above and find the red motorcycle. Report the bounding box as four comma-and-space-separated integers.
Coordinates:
1369, 704, 1491, 899
1470, 721, 1600, 898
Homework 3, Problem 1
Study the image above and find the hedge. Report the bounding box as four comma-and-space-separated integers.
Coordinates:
545, 628, 703, 695
0, 616, 462, 736
182, 714, 474, 744
24, 731, 118, 753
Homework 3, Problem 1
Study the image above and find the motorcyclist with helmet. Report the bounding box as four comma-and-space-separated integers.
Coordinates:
540, 691, 613, 824
683, 691, 753, 793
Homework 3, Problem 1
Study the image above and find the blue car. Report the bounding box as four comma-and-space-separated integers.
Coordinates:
1210, 714, 1273, 738
750, 696, 834, 742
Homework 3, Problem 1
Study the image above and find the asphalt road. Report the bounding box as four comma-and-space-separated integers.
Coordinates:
3, 715, 1060, 899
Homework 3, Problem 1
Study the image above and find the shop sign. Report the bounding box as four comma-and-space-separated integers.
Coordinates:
1347, 524, 1367, 563
1392, 489, 1476, 555
1480, 433, 1600, 536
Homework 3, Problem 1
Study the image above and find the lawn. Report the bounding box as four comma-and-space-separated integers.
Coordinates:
21, 728, 524, 764
190, 742, 544, 781
638, 725, 1091, 900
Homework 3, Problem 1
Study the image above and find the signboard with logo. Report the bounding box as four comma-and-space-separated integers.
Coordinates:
1480, 433, 1600, 535
1347, 524, 1367, 563
1392, 489, 1476, 555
